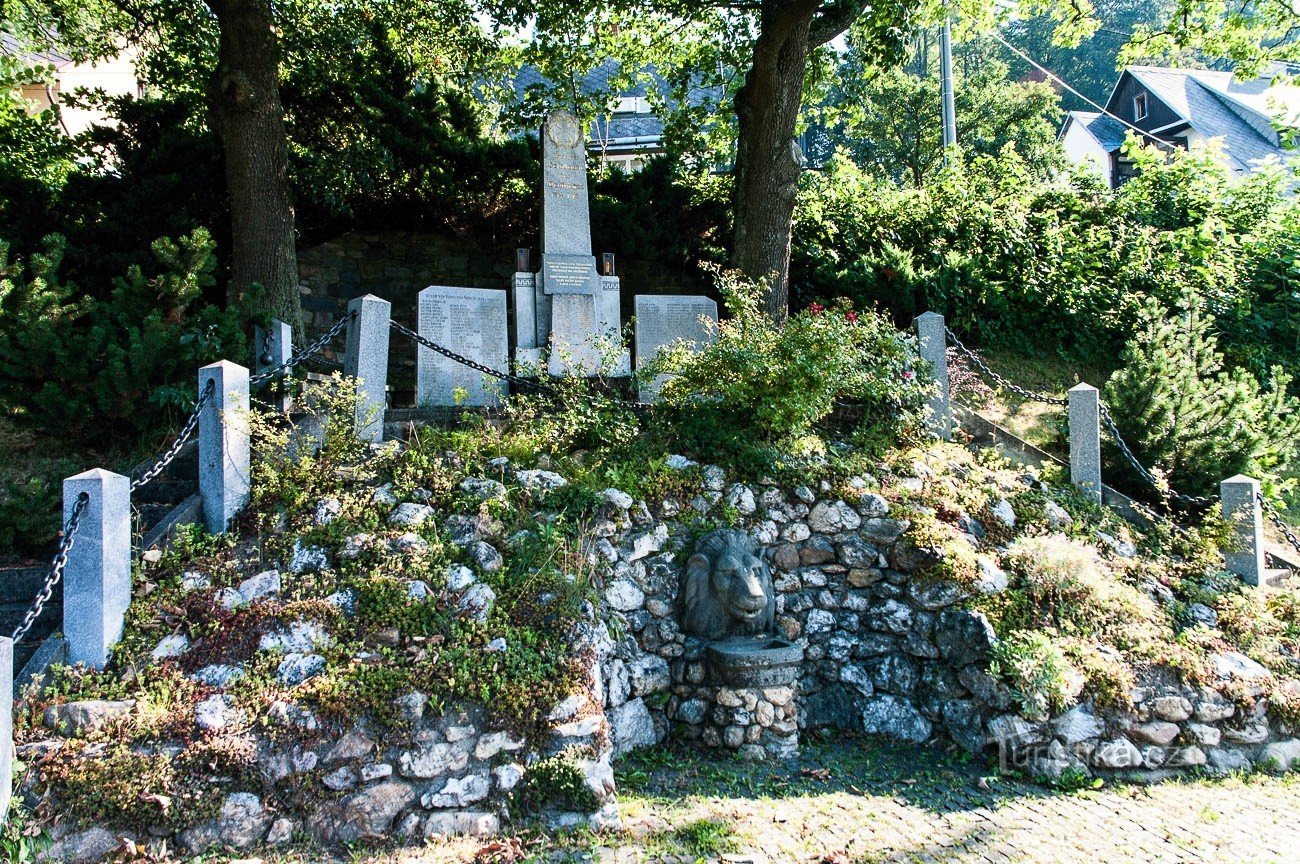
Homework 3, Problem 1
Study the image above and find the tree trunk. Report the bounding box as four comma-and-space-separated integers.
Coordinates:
206, 0, 301, 329
731, 1, 819, 324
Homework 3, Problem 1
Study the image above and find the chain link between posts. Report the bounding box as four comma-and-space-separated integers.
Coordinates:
944, 325, 1219, 508
131, 379, 215, 492
1259, 493, 1300, 558
12, 492, 90, 643
944, 327, 1069, 407
249, 311, 356, 387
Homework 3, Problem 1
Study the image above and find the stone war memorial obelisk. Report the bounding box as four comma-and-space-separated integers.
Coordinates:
417, 108, 719, 407
514, 110, 629, 377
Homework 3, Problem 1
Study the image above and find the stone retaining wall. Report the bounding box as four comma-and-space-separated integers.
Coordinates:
591, 461, 1300, 781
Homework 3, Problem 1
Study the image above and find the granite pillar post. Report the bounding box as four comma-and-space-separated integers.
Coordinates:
62, 469, 131, 669
198, 361, 251, 534
1221, 475, 1264, 587
344, 295, 391, 442
1069, 383, 1102, 504
914, 312, 951, 440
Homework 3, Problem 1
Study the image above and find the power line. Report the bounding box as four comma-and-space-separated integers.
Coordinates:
990, 29, 1171, 147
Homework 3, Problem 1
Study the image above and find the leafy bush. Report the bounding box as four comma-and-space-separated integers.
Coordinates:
997, 533, 1165, 649
988, 630, 1084, 721
651, 268, 929, 467
1103, 295, 1300, 498
0, 230, 253, 441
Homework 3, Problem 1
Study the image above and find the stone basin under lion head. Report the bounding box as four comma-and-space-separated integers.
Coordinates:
680, 528, 775, 639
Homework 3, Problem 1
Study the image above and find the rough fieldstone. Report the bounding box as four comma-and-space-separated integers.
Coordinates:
907, 579, 970, 610
194, 695, 244, 731
422, 773, 491, 808
389, 502, 434, 526
859, 518, 909, 544
37, 827, 121, 863
151, 633, 190, 660
1260, 739, 1300, 772
265, 817, 296, 847
216, 793, 272, 849
934, 609, 997, 667
287, 541, 330, 574
726, 484, 757, 514
458, 582, 496, 623
958, 666, 1014, 711
1052, 704, 1104, 744
516, 469, 567, 492
1213, 651, 1272, 681
443, 515, 481, 547
625, 523, 668, 561
324, 730, 375, 764
865, 655, 918, 695
808, 500, 862, 533
460, 477, 506, 501
398, 742, 470, 778
1132, 721, 1180, 746
1166, 746, 1207, 768
1092, 738, 1143, 769
473, 731, 524, 760
277, 653, 326, 686
310, 781, 415, 844
856, 493, 890, 518
422, 811, 500, 838
259, 620, 332, 654
610, 698, 658, 756
605, 578, 645, 611
191, 664, 243, 689
987, 714, 1049, 749
626, 655, 670, 697
238, 569, 281, 602
493, 763, 525, 791
43, 700, 135, 737
1151, 696, 1193, 722
859, 694, 931, 743
973, 555, 1008, 593
867, 599, 913, 634
806, 609, 836, 635
1186, 723, 1222, 747
1207, 747, 1253, 774
468, 541, 504, 573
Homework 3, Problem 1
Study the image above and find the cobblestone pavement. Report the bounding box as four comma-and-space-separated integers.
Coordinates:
265, 733, 1300, 864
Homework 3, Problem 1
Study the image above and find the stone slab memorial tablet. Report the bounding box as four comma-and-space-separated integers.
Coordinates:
634, 295, 719, 401
417, 286, 509, 407
541, 110, 592, 258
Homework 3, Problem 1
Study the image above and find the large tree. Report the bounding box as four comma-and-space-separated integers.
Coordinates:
6, 0, 491, 328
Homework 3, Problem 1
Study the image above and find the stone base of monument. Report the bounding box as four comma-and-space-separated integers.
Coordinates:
667, 637, 802, 760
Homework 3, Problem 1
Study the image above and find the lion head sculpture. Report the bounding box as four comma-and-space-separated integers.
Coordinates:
680, 528, 775, 639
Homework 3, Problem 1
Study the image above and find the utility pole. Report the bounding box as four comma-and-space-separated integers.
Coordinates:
939, 15, 957, 157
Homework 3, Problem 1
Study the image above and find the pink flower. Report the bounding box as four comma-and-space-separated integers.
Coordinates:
845, 310, 859, 323
808, 302, 825, 315
902, 370, 915, 381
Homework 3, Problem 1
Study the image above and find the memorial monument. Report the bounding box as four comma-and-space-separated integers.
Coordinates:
414, 108, 720, 406
514, 110, 629, 377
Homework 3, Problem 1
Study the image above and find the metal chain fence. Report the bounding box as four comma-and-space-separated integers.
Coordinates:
944, 327, 1068, 407
1259, 493, 1300, 559
945, 326, 1218, 508
249, 311, 356, 387
389, 319, 559, 395
12, 492, 90, 643
131, 378, 215, 492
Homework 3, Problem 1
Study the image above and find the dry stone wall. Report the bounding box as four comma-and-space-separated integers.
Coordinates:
591, 460, 1300, 781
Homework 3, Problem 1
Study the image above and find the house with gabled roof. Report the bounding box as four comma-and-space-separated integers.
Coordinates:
1060, 64, 1299, 188
2, 33, 141, 136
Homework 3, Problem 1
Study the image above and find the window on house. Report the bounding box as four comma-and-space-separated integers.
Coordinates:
1134, 92, 1148, 121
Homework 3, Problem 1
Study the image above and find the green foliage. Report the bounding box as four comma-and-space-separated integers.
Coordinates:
0, 229, 253, 440
793, 139, 1300, 378
651, 268, 929, 468
988, 630, 1084, 721
824, 54, 1064, 187
510, 752, 598, 816
0, 798, 52, 864
995, 533, 1165, 648
1103, 295, 1300, 498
